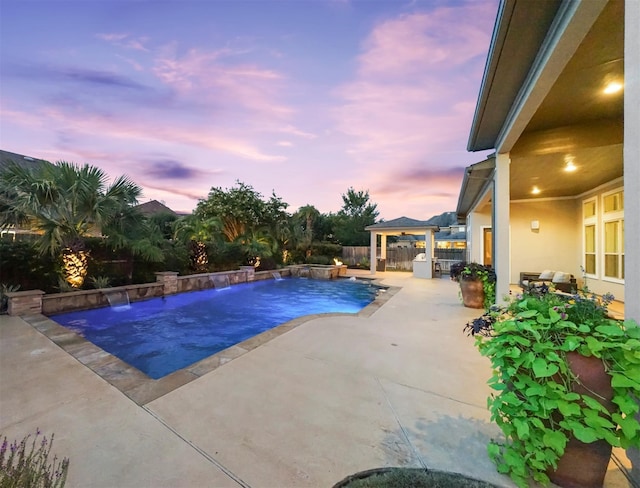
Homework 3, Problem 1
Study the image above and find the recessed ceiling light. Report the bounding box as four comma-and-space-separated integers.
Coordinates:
603, 81, 623, 94
532, 186, 541, 195
564, 156, 577, 172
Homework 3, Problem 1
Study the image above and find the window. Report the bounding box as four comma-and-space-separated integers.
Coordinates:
582, 198, 597, 276
603, 190, 624, 280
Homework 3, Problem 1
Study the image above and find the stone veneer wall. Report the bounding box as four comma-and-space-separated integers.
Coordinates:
8, 265, 347, 316
41, 283, 164, 315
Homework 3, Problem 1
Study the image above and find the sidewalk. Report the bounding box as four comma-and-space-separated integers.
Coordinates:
0, 272, 634, 487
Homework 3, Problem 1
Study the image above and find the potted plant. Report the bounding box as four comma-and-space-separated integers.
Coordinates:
451, 262, 496, 309
464, 288, 640, 488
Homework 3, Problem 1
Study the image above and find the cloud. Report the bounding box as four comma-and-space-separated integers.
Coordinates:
3, 102, 285, 163
96, 32, 150, 51
5, 62, 148, 90
138, 182, 207, 201
277, 141, 293, 147
334, 2, 495, 170
143, 159, 210, 180
153, 46, 292, 119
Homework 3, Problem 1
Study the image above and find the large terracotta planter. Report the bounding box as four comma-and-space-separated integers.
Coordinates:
460, 279, 485, 309
332, 467, 498, 487
548, 352, 614, 488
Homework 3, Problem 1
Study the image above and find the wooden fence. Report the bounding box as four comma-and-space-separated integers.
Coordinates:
342, 247, 464, 273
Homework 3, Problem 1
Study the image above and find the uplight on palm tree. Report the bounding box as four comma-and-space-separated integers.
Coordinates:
0, 161, 143, 288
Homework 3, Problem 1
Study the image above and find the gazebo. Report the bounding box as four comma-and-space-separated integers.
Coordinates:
365, 217, 439, 278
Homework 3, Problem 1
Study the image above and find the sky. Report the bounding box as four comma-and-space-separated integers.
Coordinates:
0, 0, 497, 221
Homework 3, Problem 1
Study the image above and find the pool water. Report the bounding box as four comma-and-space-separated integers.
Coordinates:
51, 278, 379, 379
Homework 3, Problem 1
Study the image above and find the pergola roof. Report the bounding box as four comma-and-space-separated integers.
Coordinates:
365, 216, 439, 234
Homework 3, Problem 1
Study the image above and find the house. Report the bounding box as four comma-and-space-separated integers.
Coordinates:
388, 213, 465, 250
456, 0, 638, 325
0, 150, 51, 241
134, 200, 178, 217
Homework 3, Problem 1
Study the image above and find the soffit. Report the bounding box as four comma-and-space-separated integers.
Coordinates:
509, 0, 624, 200
467, 0, 562, 151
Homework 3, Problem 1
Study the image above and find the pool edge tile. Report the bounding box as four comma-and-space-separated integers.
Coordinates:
20, 283, 401, 407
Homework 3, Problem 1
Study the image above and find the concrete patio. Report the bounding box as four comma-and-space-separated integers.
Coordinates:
0, 272, 634, 487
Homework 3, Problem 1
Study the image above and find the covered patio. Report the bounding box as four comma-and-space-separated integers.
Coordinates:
365, 217, 439, 278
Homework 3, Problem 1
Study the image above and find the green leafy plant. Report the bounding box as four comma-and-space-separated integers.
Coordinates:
452, 262, 496, 309
88, 276, 111, 289
0, 430, 69, 487
464, 290, 640, 487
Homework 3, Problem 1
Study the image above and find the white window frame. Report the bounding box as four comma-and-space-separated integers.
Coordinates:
601, 188, 624, 284
582, 197, 598, 278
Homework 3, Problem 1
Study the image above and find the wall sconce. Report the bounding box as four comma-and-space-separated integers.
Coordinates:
531, 220, 540, 231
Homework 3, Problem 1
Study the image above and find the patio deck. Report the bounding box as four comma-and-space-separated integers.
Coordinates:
0, 271, 634, 487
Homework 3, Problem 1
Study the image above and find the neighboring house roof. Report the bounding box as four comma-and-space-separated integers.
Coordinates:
435, 230, 466, 241
424, 211, 458, 228
0, 150, 51, 171
134, 200, 178, 217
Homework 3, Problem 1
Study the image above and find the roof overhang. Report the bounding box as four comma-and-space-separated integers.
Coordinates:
462, 0, 622, 203
467, 0, 563, 151
455, 156, 495, 223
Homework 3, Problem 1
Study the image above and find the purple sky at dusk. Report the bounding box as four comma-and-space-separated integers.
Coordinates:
1, 0, 497, 220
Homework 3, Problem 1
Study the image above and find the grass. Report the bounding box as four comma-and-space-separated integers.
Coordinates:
334, 468, 498, 488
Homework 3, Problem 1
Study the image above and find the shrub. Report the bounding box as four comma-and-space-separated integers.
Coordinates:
0, 430, 69, 488
306, 255, 332, 265
0, 241, 59, 293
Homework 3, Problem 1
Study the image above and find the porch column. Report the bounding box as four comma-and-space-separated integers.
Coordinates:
625, 0, 640, 482
380, 234, 387, 260
424, 230, 433, 279
625, 0, 640, 325
369, 231, 377, 274
493, 152, 511, 305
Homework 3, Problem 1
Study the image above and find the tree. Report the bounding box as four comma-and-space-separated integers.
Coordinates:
292, 205, 321, 257
0, 161, 151, 288
333, 188, 379, 246
172, 215, 222, 272
195, 181, 267, 241
194, 181, 290, 266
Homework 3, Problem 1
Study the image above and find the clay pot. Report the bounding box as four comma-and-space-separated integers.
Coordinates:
548, 352, 614, 488
460, 279, 485, 309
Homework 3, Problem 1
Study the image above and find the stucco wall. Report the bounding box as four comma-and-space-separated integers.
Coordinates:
509, 195, 625, 301
467, 211, 491, 264
510, 199, 579, 285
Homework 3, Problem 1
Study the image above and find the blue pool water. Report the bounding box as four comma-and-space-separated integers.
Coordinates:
51, 277, 379, 379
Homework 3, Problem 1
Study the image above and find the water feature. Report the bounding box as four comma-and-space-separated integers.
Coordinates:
52, 278, 381, 379
102, 289, 131, 311
210, 274, 231, 290
272, 272, 283, 281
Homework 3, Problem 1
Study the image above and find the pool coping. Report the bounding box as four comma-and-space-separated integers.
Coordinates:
20, 280, 400, 406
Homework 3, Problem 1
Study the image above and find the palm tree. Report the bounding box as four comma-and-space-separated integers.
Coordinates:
235, 228, 274, 267
172, 215, 221, 272
0, 161, 144, 288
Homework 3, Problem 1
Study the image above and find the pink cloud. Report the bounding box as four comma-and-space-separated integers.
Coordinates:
334, 3, 496, 182
4, 103, 285, 163
153, 46, 292, 119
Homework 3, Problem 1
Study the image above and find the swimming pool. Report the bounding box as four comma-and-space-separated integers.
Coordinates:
51, 277, 380, 379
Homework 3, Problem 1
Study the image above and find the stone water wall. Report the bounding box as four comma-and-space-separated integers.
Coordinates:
41, 283, 164, 315
7, 265, 342, 316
